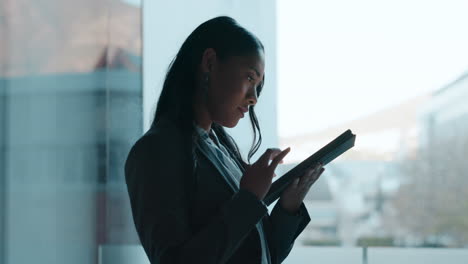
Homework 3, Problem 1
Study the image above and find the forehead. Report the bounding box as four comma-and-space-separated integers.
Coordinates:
222, 52, 265, 77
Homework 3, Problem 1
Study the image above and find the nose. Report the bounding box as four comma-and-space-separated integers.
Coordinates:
247, 92, 258, 106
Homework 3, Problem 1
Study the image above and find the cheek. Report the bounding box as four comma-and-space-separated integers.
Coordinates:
211, 91, 238, 112
208, 89, 243, 122
212, 78, 245, 104
208, 71, 248, 116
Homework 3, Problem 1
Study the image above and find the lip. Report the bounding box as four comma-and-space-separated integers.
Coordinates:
238, 108, 245, 118
238, 107, 248, 118
238, 106, 248, 113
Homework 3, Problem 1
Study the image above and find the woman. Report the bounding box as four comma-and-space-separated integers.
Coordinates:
125, 16, 325, 264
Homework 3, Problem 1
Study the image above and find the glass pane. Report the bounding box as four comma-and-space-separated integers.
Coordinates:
277, 0, 468, 250
0, 0, 142, 263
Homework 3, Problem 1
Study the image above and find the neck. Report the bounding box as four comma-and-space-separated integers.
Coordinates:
193, 91, 212, 132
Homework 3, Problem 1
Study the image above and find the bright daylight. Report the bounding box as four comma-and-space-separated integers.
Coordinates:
1, 0, 467, 264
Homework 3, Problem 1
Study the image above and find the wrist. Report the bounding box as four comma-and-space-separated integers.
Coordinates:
279, 199, 301, 215
239, 188, 267, 207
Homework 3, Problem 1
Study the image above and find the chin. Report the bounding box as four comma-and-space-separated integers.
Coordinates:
214, 110, 243, 128
220, 119, 239, 128
217, 116, 241, 128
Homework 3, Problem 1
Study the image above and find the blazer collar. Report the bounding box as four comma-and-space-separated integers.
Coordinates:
152, 114, 241, 194
193, 124, 240, 194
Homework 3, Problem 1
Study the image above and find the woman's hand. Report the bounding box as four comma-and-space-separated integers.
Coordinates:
240, 147, 291, 200
279, 163, 325, 214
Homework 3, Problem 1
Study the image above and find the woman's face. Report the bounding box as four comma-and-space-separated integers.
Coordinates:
205, 50, 265, 128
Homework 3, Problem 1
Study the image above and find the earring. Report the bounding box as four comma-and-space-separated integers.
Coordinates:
203, 72, 210, 83
203, 72, 210, 96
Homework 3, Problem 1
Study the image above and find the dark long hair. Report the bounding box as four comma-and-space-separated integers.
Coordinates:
151, 16, 264, 172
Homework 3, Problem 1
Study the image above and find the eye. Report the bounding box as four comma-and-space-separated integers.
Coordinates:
247, 74, 255, 82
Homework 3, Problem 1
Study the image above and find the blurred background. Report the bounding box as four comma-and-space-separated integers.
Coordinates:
1, 0, 467, 263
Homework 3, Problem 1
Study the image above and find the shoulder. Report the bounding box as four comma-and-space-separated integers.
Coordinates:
125, 115, 190, 170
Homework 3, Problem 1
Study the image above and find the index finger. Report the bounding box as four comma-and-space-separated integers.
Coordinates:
268, 147, 290, 172
258, 148, 282, 167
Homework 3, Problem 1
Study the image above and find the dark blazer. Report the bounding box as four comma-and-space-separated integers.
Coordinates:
125, 114, 311, 264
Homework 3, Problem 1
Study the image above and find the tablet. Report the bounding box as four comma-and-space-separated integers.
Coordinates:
263, 129, 356, 206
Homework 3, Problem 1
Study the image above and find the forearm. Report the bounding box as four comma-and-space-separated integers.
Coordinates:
267, 200, 311, 263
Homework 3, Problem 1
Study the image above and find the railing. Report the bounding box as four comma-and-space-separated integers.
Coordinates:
98, 245, 468, 264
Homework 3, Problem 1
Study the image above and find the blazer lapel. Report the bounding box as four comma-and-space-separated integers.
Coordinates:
195, 141, 240, 194
154, 114, 241, 194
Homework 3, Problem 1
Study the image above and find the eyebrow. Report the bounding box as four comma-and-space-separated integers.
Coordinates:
249, 67, 261, 78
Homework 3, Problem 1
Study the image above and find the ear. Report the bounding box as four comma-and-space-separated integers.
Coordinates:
201, 48, 217, 73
